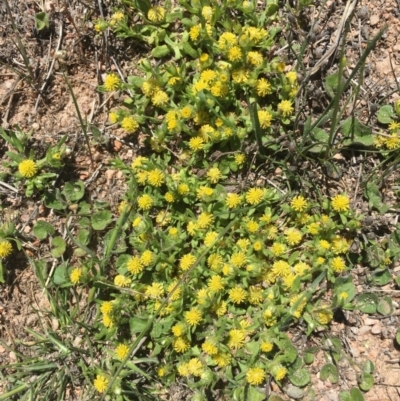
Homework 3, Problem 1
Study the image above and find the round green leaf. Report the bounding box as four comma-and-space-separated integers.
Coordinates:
377, 105, 395, 124
91, 211, 112, 230
320, 363, 338, 384
33, 220, 55, 240
51, 236, 66, 258
357, 293, 378, 314
358, 372, 374, 391
62, 181, 85, 202
377, 296, 393, 316
289, 368, 311, 387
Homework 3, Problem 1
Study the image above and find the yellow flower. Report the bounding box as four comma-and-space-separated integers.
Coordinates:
248, 286, 263, 305
256, 78, 272, 96
331, 194, 350, 212
189, 24, 201, 41
180, 253, 197, 271
177, 362, 190, 376
165, 192, 175, 203
331, 257, 346, 273
197, 186, 214, 200
180, 106, 193, 119
226, 193, 241, 208
157, 365, 167, 377
246, 187, 264, 205
173, 337, 190, 353
19, 160, 38, 178
204, 231, 218, 247
246, 367, 266, 385
140, 250, 154, 266
185, 308, 202, 326
260, 341, 273, 352
232, 68, 249, 83
253, 241, 262, 251
271, 260, 291, 277
247, 51, 263, 66
93, 375, 108, 393
315, 307, 333, 325
258, 109, 273, 128
272, 365, 287, 381
230, 252, 247, 268
178, 183, 190, 195
102, 313, 113, 328
168, 227, 178, 236
201, 6, 213, 21
156, 210, 171, 226
167, 281, 181, 301
278, 100, 294, 117
187, 221, 197, 236
228, 286, 247, 304
218, 32, 237, 50
151, 90, 169, 107
213, 300, 227, 317
0, 240, 13, 258
145, 282, 164, 298
147, 6, 166, 22
114, 274, 131, 287
197, 212, 213, 229
208, 253, 223, 270
142, 77, 159, 97
308, 222, 320, 235
185, 358, 203, 377
109, 11, 124, 26
121, 116, 139, 133
286, 71, 297, 84
202, 340, 218, 355
137, 194, 153, 210
227, 46, 242, 62
147, 169, 165, 187
109, 111, 118, 123
207, 167, 222, 183
227, 329, 245, 349
188, 136, 204, 151
235, 153, 246, 165
208, 275, 224, 292
100, 301, 113, 314
103, 74, 120, 91
285, 228, 302, 246
127, 256, 143, 274
237, 238, 250, 250
294, 261, 311, 276
246, 220, 259, 233
70, 268, 82, 284
213, 352, 231, 367
115, 343, 129, 360
291, 195, 308, 212
172, 322, 186, 336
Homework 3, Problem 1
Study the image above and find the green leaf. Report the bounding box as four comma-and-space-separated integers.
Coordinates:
53, 263, 68, 285
358, 372, 374, 391
396, 328, 400, 345
182, 41, 198, 58
357, 293, 378, 314
368, 269, 391, 286
308, 128, 329, 153
323, 160, 342, 180
341, 118, 374, 147
33, 220, 55, 240
51, 237, 66, 258
324, 72, 345, 98
91, 211, 112, 230
246, 386, 265, 401
377, 105, 395, 124
35, 12, 49, 31
265, 0, 279, 16
268, 395, 284, 401
44, 191, 66, 210
377, 296, 393, 315
320, 363, 338, 383
127, 76, 145, 88
151, 45, 171, 58
62, 181, 85, 203
130, 316, 151, 334
289, 368, 311, 387
77, 229, 91, 246
350, 387, 365, 401
363, 360, 374, 374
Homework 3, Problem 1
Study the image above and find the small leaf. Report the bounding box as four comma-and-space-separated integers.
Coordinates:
308, 128, 329, 153
53, 264, 68, 285
62, 181, 85, 202
341, 118, 374, 147
350, 387, 365, 401
377, 105, 395, 124
357, 293, 378, 314
268, 395, 284, 401
127, 76, 145, 88
33, 221, 55, 240
151, 45, 171, 58
289, 368, 311, 387
246, 386, 265, 401
377, 296, 393, 315
51, 237, 66, 258
325, 72, 345, 98
363, 360, 374, 374
35, 12, 49, 31
396, 328, 400, 345
130, 316, 150, 334
368, 269, 392, 286
320, 363, 338, 384
91, 211, 112, 230
358, 372, 374, 391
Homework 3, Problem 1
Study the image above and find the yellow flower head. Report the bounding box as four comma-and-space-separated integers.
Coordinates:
121, 116, 139, 133
180, 253, 197, 271
70, 268, 82, 284
207, 167, 222, 183
145, 282, 164, 298
201, 6, 213, 21
235, 153, 246, 165
147, 169, 165, 187
174, 337, 190, 353
228, 286, 247, 304
103, 74, 120, 92
260, 341, 273, 352
115, 343, 129, 360
127, 256, 143, 274
142, 77, 159, 97
230, 251, 247, 268
202, 340, 218, 355
137, 194, 153, 210
190, 24, 201, 41
197, 212, 213, 229
272, 365, 287, 381
180, 106, 193, 119
151, 90, 169, 107
100, 301, 113, 314
140, 250, 154, 266
208, 275, 224, 292
246, 187, 264, 205
285, 228, 302, 246
291, 195, 308, 212
331, 256, 346, 273
227, 329, 245, 349
227, 46, 242, 62
147, 6, 166, 23
256, 78, 272, 97
188, 136, 204, 151
258, 110, 273, 128
331, 194, 350, 212
185, 308, 202, 326
246, 367, 266, 385
247, 51, 263, 66
93, 375, 109, 393
19, 160, 38, 178
114, 274, 131, 287
213, 352, 231, 367
0, 240, 13, 258
109, 111, 118, 123
226, 193, 241, 209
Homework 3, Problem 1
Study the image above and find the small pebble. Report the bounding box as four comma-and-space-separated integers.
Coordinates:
371, 323, 382, 335
358, 325, 372, 336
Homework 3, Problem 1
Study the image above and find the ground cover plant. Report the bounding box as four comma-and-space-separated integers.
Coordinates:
1, 0, 400, 400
